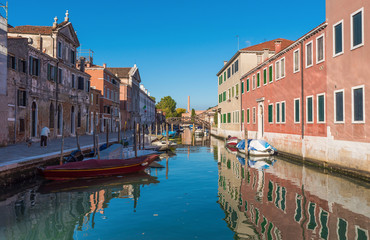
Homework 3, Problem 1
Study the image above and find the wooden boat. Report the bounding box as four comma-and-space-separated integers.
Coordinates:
39, 154, 159, 180
226, 136, 239, 147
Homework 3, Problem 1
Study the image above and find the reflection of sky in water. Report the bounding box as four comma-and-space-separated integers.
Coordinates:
0, 141, 369, 240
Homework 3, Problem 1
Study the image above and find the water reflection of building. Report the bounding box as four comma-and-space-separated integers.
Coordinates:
240, 159, 370, 240
217, 139, 259, 239
181, 128, 210, 147
0, 175, 157, 239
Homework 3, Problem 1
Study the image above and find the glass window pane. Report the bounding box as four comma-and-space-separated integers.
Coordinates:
318, 95, 325, 122
268, 105, 273, 123
282, 102, 285, 122
335, 92, 344, 122
354, 88, 363, 121
308, 97, 313, 122
295, 99, 300, 122
317, 37, 324, 61
335, 23, 343, 54
353, 11, 363, 47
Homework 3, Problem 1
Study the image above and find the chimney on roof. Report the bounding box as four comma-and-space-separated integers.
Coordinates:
53, 16, 58, 29
103, 63, 107, 68
187, 96, 190, 113
223, 61, 227, 66
64, 10, 69, 22
274, 40, 282, 53
263, 48, 269, 61
79, 57, 85, 72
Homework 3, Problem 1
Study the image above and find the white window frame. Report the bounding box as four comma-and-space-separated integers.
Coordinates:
268, 64, 273, 83
242, 81, 245, 94
316, 93, 326, 123
252, 75, 256, 90
305, 40, 313, 68
252, 107, 256, 124
351, 8, 364, 50
355, 225, 368, 240
316, 34, 325, 64
334, 89, 345, 124
337, 218, 348, 240
333, 20, 344, 57
275, 102, 281, 124
236, 110, 239, 124
242, 108, 245, 123
275, 61, 280, 80
306, 95, 314, 124
268, 103, 274, 124
294, 98, 300, 123
247, 78, 250, 92
281, 101, 286, 124
293, 49, 300, 73
263, 67, 268, 86
257, 72, 261, 88
351, 85, 365, 123
280, 57, 286, 78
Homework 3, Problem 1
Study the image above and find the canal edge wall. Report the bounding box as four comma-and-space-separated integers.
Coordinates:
211, 128, 370, 182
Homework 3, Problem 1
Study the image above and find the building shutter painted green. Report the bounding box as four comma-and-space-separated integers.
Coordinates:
281, 102, 285, 122
242, 110, 244, 123
264, 69, 267, 85
257, 73, 260, 87
247, 109, 250, 123
269, 66, 273, 82
241, 82, 244, 94
247, 79, 250, 92
307, 97, 313, 122
318, 95, 324, 122
295, 99, 300, 122
268, 105, 273, 123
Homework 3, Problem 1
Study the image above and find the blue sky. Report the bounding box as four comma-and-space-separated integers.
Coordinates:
9, 0, 325, 110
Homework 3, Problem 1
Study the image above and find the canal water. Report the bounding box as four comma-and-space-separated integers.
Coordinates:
0, 135, 369, 239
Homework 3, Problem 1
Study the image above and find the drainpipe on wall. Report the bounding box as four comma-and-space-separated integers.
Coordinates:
300, 41, 304, 139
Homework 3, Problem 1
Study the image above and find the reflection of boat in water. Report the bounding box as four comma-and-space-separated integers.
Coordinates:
194, 129, 204, 137
248, 158, 276, 170
38, 172, 159, 194
226, 145, 238, 154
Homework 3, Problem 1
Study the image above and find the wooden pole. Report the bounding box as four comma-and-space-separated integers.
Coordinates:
106, 122, 109, 147
59, 121, 65, 165
93, 123, 96, 157
171, 123, 173, 132
166, 123, 169, 147
138, 123, 141, 150
96, 132, 100, 159
245, 128, 248, 156
155, 123, 158, 138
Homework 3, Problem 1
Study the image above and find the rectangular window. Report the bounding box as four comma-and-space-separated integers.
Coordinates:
252, 107, 256, 124
280, 58, 285, 78
276, 61, 280, 80
8, 55, 16, 70
223, 91, 226, 101
317, 94, 325, 123
269, 65, 273, 83
276, 102, 280, 123
257, 72, 260, 88
352, 86, 364, 123
306, 41, 313, 67
72, 74, 75, 88
335, 90, 344, 123
228, 88, 231, 99
232, 63, 235, 75
293, 49, 300, 73
70, 49, 76, 64
247, 79, 250, 92
17, 90, 26, 106
294, 98, 300, 123
235, 60, 239, 73
232, 86, 235, 97
351, 8, 364, 49
334, 21, 344, 56
78, 76, 85, 90
223, 114, 226, 123
29, 56, 40, 76
224, 72, 226, 82
227, 113, 231, 123
227, 68, 231, 78
268, 104, 273, 123
281, 101, 286, 123
58, 68, 63, 84
307, 96, 313, 123
58, 42, 62, 58
241, 81, 244, 94
247, 109, 250, 123
316, 35, 325, 63
252, 75, 256, 90
263, 68, 267, 85
242, 109, 244, 123
18, 59, 26, 73
236, 84, 239, 96
218, 94, 221, 103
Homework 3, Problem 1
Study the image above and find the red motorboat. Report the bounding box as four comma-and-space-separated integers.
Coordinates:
226, 136, 239, 147
39, 154, 159, 180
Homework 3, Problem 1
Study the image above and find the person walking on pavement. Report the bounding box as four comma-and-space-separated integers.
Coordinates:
40, 126, 50, 148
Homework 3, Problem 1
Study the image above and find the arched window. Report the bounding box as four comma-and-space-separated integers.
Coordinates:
49, 103, 54, 128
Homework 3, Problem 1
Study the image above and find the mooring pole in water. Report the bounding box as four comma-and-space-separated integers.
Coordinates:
166, 123, 169, 147
134, 121, 137, 157
171, 123, 173, 132
245, 128, 248, 156
138, 124, 141, 150
60, 121, 65, 165
106, 123, 109, 148
93, 125, 96, 157
76, 131, 81, 151
155, 123, 158, 138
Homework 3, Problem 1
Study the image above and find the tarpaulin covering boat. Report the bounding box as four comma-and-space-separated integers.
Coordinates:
236, 139, 277, 156
39, 154, 159, 180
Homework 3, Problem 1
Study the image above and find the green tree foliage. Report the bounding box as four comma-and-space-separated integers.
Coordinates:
176, 108, 186, 117
191, 108, 196, 121
156, 96, 177, 117
150, 96, 156, 102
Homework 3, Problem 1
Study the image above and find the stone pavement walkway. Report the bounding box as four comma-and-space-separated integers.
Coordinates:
0, 131, 134, 168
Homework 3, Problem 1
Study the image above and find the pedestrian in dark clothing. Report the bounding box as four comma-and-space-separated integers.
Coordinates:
40, 127, 50, 147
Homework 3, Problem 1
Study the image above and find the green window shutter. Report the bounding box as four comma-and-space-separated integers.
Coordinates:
247, 109, 250, 123
241, 82, 244, 94
227, 113, 231, 123
308, 97, 313, 122
247, 79, 250, 92
282, 102, 285, 122
276, 103, 280, 122
221, 75, 223, 83
242, 110, 244, 122
224, 72, 226, 82
232, 86, 235, 97
223, 92, 226, 101
269, 66, 273, 82
257, 73, 260, 87
295, 99, 300, 122
268, 105, 273, 123
264, 69, 267, 84
236, 84, 239, 96
318, 95, 324, 122
223, 114, 226, 123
